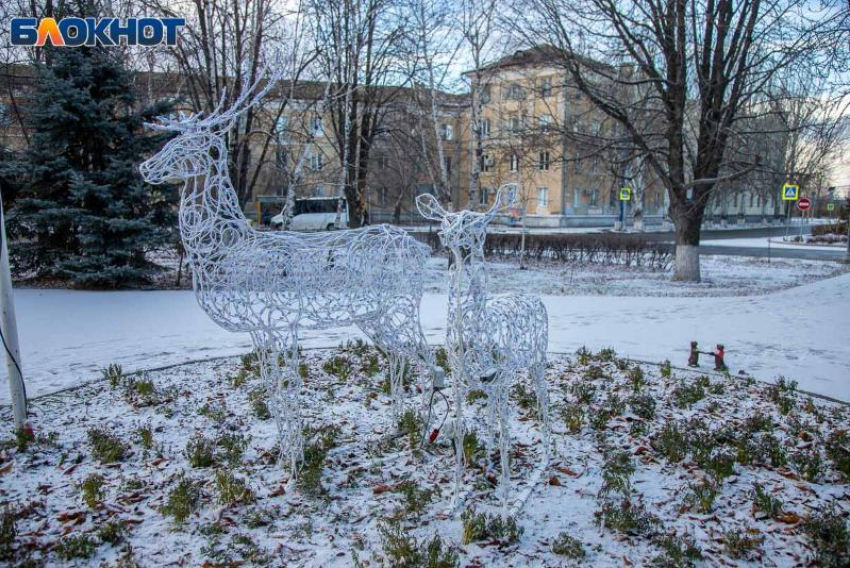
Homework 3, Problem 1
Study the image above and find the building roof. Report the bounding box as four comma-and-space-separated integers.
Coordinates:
469, 44, 614, 75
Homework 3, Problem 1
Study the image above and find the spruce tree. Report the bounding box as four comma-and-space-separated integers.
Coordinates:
7, 46, 175, 288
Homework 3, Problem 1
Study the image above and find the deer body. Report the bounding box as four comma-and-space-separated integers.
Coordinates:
141, 76, 435, 478
418, 188, 550, 519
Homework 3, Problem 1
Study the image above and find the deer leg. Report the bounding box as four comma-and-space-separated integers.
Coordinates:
255, 329, 304, 483
532, 361, 550, 461
495, 371, 511, 521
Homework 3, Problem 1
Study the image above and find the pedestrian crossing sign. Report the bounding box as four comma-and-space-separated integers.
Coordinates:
782, 184, 799, 201
619, 187, 631, 201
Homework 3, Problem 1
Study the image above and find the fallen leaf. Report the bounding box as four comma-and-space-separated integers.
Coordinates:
0, 462, 12, 475
548, 475, 562, 486
555, 466, 578, 477
775, 513, 801, 524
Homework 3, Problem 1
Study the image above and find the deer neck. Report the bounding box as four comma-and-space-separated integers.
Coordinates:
178, 139, 248, 245
447, 245, 487, 323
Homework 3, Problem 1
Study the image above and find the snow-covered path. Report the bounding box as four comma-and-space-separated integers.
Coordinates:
9, 272, 850, 403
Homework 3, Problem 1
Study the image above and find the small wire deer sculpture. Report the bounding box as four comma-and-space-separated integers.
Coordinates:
140, 70, 436, 480
417, 185, 550, 519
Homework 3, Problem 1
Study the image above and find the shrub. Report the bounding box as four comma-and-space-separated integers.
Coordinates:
802, 506, 850, 567
752, 484, 784, 519
629, 393, 656, 421
248, 386, 271, 420
660, 360, 672, 378
672, 381, 705, 409
575, 346, 592, 366
561, 404, 584, 433
80, 474, 105, 508
569, 382, 596, 404
322, 355, 352, 380
161, 475, 201, 524
684, 478, 718, 514
627, 365, 646, 392
298, 425, 340, 497
0, 507, 16, 562
215, 470, 255, 506
651, 534, 702, 568
466, 389, 487, 404
826, 431, 850, 482
87, 427, 126, 463
102, 363, 123, 387
462, 431, 483, 463
594, 498, 660, 536
461, 508, 523, 545
54, 533, 97, 560
398, 409, 425, 450
653, 422, 687, 463
766, 377, 797, 415
136, 425, 154, 450
723, 527, 764, 560
551, 531, 585, 558
744, 411, 773, 433
394, 480, 434, 518
379, 520, 459, 568
98, 519, 127, 545
597, 347, 617, 362
216, 432, 247, 466
792, 447, 822, 482
185, 434, 217, 468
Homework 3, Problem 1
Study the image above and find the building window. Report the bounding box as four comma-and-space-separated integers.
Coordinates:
377, 154, 389, 170
539, 77, 553, 98
441, 123, 454, 140
379, 186, 388, 206
482, 154, 494, 172
508, 116, 523, 134
537, 187, 549, 208
274, 115, 290, 138
479, 118, 491, 138
749, 193, 755, 207
480, 187, 490, 205
311, 116, 323, 136
509, 153, 519, 172
505, 83, 526, 100
733, 194, 738, 207
538, 151, 550, 171
539, 114, 553, 132
480, 84, 491, 104
309, 152, 323, 171
314, 185, 324, 196
444, 156, 452, 175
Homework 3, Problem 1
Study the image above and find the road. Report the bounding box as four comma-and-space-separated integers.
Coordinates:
616, 224, 848, 261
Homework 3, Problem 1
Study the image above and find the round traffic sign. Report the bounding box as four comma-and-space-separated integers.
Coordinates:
797, 197, 812, 211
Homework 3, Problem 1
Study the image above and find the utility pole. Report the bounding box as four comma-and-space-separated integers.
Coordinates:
0, 192, 27, 429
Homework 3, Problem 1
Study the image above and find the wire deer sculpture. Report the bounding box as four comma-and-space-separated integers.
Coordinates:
417, 185, 550, 519
140, 71, 436, 480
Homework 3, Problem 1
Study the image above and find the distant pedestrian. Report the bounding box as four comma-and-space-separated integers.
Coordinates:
713, 344, 727, 372
688, 341, 700, 367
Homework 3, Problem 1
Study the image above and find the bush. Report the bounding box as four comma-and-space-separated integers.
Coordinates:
161, 475, 201, 524
461, 508, 523, 545
298, 425, 340, 496
80, 474, 105, 508
0, 507, 16, 562
723, 527, 764, 560
551, 531, 585, 558
651, 534, 702, 567
54, 533, 97, 560
102, 363, 123, 387
186, 434, 217, 468
98, 519, 127, 545
802, 506, 850, 567
379, 520, 459, 568
215, 470, 255, 506
87, 427, 126, 463
423, 232, 673, 268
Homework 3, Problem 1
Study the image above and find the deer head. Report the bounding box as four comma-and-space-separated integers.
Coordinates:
416, 184, 518, 253
140, 67, 280, 186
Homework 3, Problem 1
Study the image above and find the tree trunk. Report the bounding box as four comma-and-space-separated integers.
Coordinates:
671, 207, 702, 282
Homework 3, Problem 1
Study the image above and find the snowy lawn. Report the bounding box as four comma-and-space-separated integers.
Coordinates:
1, 346, 848, 566
9, 258, 850, 404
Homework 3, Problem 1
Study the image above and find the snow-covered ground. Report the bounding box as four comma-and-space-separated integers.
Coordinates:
9, 256, 850, 403
702, 236, 844, 251
1, 347, 848, 566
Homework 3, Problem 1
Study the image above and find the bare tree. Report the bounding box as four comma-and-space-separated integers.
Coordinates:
513, 0, 822, 281
142, 0, 316, 207
308, 0, 410, 228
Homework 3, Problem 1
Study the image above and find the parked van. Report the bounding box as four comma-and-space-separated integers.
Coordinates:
269, 197, 349, 231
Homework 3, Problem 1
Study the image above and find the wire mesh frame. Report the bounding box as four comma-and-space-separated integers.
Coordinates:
140, 69, 437, 481
417, 186, 550, 519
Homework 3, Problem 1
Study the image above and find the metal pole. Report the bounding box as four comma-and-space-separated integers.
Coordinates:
0, 194, 27, 429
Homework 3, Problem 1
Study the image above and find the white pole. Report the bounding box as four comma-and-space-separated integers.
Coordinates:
0, 195, 27, 429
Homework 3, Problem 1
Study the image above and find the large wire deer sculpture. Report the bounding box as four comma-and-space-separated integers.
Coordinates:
140, 71, 436, 480
417, 186, 550, 519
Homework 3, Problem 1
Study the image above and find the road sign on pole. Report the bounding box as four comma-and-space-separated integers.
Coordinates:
827, 203, 835, 212
782, 184, 799, 201
797, 197, 812, 211
619, 187, 631, 201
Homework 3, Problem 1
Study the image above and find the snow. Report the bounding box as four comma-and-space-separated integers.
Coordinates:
702, 236, 845, 251
1, 347, 848, 566
8, 256, 850, 404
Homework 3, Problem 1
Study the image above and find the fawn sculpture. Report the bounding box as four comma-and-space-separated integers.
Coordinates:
417, 186, 550, 518
140, 72, 436, 480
